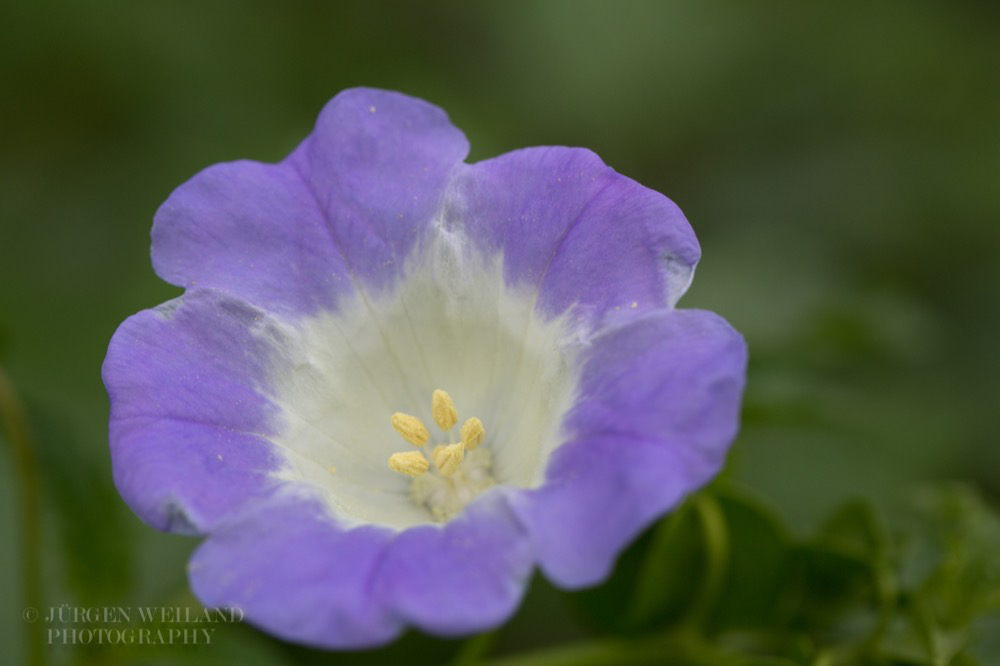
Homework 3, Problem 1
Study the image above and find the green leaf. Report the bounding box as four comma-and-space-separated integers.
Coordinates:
569, 503, 704, 636
968, 614, 1000, 665
880, 485, 1000, 664
624, 497, 706, 632
911, 486, 1000, 623
818, 499, 896, 623
786, 543, 877, 644
819, 500, 888, 563
707, 489, 791, 633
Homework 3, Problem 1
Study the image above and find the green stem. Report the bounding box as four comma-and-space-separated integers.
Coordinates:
683, 493, 730, 630
911, 597, 944, 666
0, 367, 45, 666
451, 630, 498, 665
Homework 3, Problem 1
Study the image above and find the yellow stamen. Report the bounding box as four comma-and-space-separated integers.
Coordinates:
434, 442, 465, 476
431, 389, 458, 431
460, 417, 485, 450
390, 412, 429, 447
388, 451, 429, 477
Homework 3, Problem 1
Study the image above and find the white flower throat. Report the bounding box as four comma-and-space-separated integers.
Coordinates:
269, 227, 583, 530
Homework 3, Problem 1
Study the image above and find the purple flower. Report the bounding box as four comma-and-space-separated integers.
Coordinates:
103, 88, 746, 648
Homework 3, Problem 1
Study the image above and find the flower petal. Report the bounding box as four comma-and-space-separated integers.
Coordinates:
569, 309, 748, 464
152, 160, 353, 317
102, 289, 291, 533
291, 88, 470, 293
152, 88, 469, 314
188, 492, 534, 647
451, 147, 700, 320
371, 492, 534, 635
510, 309, 746, 586
509, 435, 697, 588
188, 495, 401, 649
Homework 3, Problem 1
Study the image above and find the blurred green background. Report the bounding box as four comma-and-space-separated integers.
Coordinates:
1, 1, 998, 664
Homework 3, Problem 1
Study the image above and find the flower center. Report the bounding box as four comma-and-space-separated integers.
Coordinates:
385, 389, 495, 522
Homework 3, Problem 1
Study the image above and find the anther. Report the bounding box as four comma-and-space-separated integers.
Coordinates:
434, 442, 465, 476
388, 451, 429, 477
431, 389, 458, 431
390, 412, 429, 446
460, 417, 485, 450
